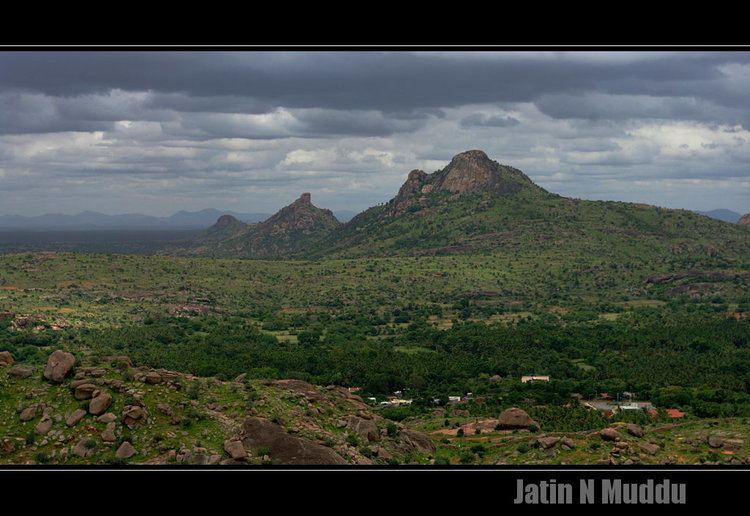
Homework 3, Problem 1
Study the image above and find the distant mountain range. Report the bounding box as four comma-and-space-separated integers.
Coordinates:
695, 209, 744, 224
0, 208, 357, 230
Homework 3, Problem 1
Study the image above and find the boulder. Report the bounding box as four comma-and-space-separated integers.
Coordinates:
560, 437, 576, 450
97, 413, 116, 424
626, 424, 645, 438
19, 404, 38, 422
224, 439, 246, 461
0, 351, 14, 366
241, 417, 346, 465
497, 407, 539, 430
640, 442, 661, 455
536, 436, 560, 449
345, 415, 380, 443
88, 392, 112, 415
74, 383, 98, 400
72, 439, 97, 458
708, 435, 724, 448
65, 408, 87, 427
115, 441, 137, 459
8, 365, 34, 379
122, 405, 148, 429
101, 422, 117, 442
600, 428, 622, 441
144, 371, 162, 384
34, 417, 52, 435
43, 350, 76, 383
156, 403, 173, 417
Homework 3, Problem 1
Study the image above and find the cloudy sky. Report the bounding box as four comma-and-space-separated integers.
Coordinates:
1, 51, 749, 216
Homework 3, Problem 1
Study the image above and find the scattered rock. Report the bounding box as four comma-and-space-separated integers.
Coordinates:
74, 383, 98, 400
640, 442, 661, 455
65, 408, 87, 427
224, 439, 246, 461
156, 403, 173, 417
122, 405, 148, 429
708, 435, 724, 448
101, 422, 117, 442
43, 350, 76, 383
144, 371, 162, 384
536, 436, 560, 449
0, 351, 14, 367
72, 439, 97, 458
97, 413, 116, 424
88, 392, 112, 415
626, 424, 645, 438
115, 441, 137, 459
19, 404, 38, 422
560, 437, 576, 450
497, 407, 539, 430
34, 417, 52, 435
8, 365, 34, 379
600, 428, 622, 441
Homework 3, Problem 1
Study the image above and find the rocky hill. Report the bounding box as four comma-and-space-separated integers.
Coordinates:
179, 193, 341, 258
0, 350, 435, 465
170, 150, 750, 261
739, 213, 750, 225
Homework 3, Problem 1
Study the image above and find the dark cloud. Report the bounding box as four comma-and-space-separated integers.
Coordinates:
0, 52, 749, 215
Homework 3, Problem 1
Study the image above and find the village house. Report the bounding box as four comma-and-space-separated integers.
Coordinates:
521, 374, 550, 383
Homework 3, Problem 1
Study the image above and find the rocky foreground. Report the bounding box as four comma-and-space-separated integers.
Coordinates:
0, 350, 434, 465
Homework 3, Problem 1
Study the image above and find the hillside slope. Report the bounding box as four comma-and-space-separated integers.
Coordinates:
0, 350, 435, 465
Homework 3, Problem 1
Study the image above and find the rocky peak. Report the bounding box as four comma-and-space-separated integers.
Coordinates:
214, 214, 241, 230
433, 149, 528, 195
388, 150, 541, 215
262, 193, 339, 235
739, 213, 750, 225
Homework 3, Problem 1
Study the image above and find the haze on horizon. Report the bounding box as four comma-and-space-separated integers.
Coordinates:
0, 51, 749, 217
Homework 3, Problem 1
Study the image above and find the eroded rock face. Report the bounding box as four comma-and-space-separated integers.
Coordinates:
399, 429, 436, 456
43, 350, 76, 383
345, 415, 380, 443
738, 213, 750, 225
241, 417, 346, 465
497, 407, 539, 430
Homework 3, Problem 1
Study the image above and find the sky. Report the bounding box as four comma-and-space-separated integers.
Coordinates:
0, 51, 749, 216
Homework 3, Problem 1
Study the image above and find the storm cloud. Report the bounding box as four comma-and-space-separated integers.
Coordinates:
0, 51, 748, 216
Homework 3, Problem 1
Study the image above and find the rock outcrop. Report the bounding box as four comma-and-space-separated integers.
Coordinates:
241, 417, 347, 465
739, 213, 750, 225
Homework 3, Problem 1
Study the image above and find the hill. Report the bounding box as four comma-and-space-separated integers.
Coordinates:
305, 151, 750, 260
180, 193, 341, 258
